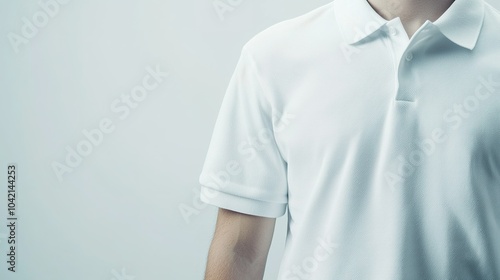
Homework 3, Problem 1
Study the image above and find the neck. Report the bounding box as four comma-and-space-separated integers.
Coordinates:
367, 0, 455, 38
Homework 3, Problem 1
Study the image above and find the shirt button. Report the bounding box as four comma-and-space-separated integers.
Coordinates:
405, 52, 414, 61
388, 27, 397, 36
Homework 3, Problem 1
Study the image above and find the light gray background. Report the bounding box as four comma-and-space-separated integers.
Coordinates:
1, 0, 499, 279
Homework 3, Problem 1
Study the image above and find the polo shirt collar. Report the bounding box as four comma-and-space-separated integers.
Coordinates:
432, 0, 485, 50
334, 0, 485, 50
334, 0, 387, 45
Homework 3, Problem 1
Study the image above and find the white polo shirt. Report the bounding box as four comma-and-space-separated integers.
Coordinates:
198, 0, 500, 278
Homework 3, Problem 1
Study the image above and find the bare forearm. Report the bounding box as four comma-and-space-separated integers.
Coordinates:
204, 208, 275, 280
204, 239, 267, 279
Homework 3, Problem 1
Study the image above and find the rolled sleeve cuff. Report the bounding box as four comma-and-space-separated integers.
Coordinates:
199, 185, 287, 218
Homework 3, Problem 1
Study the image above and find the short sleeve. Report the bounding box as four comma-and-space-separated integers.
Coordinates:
198, 44, 288, 218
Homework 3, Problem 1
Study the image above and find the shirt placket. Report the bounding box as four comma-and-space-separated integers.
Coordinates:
384, 19, 434, 103
383, 18, 414, 102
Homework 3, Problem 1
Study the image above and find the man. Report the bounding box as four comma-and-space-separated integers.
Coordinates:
198, 0, 500, 278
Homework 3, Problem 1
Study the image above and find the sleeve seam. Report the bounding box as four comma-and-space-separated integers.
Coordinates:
241, 44, 289, 165
241, 44, 273, 111
200, 184, 287, 218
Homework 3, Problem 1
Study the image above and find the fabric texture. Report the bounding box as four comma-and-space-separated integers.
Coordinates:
198, 0, 500, 278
